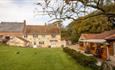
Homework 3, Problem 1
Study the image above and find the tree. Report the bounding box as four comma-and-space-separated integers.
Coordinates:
36, 0, 115, 44
36, 0, 115, 24
36, 0, 64, 21
69, 14, 112, 34
36, 0, 89, 21
65, 6, 115, 43
64, 0, 115, 24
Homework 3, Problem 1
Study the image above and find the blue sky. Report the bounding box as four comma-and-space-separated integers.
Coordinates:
0, 0, 58, 25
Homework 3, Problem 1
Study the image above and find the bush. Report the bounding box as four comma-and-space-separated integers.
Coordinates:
63, 47, 99, 70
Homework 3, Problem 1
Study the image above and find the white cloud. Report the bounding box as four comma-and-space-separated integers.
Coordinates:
0, 0, 52, 25
0, 0, 73, 26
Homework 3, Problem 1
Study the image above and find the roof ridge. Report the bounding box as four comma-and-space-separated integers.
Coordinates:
1, 22, 24, 23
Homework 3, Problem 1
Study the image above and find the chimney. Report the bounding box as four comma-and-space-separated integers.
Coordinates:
23, 20, 26, 34
45, 23, 47, 26
57, 23, 59, 28
44, 23, 47, 33
24, 20, 26, 24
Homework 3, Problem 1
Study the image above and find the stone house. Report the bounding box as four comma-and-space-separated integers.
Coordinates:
7, 36, 29, 47
0, 21, 27, 46
0, 21, 66, 48
24, 25, 62, 48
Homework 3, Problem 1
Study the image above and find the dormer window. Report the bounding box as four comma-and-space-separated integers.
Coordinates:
24, 34, 28, 38
39, 41, 44, 44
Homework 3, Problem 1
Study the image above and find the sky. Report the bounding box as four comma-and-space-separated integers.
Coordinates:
0, 0, 94, 26
0, 0, 60, 25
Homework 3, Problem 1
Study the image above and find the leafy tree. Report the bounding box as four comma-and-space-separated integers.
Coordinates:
36, 0, 115, 44
64, 0, 115, 24
64, 5, 115, 43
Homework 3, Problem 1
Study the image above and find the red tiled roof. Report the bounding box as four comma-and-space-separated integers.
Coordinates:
80, 30, 115, 40
80, 34, 97, 39
95, 30, 115, 39
26, 25, 60, 35
105, 34, 115, 40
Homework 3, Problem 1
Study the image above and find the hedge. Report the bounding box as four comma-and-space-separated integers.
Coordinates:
63, 47, 99, 70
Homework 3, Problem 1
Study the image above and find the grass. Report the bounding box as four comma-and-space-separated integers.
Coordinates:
0, 45, 91, 70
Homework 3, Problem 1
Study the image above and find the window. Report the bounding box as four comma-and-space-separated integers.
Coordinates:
24, 34, 28, 38
0, 35, 3, 38
39, 41, 44, 44
51, 34, 56, 38
50, 40, 57, 46
50, 40, 58, 42
34, 42, 36, 45
5, 36, 10, 40
79, 43, 83, 47
33, 34, 38, 38
91, 46, 95, 50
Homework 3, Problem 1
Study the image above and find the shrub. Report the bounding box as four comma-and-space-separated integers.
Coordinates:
16, 51, 20, 54
63, 47, 99, 70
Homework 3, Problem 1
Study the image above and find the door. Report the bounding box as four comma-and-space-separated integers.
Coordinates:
50, 40, 58, 48
51, 41, 56, 47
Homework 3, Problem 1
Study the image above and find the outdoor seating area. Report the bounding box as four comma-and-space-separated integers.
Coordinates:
79, 30, 115, 60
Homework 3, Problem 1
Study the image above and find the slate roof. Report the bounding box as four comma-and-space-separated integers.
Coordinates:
0, 22, 25, 32
26, 25, 60, 35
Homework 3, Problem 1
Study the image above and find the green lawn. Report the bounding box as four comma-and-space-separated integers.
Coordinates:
0, 45, 91, 70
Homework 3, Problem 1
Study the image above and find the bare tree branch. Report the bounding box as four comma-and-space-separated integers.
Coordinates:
35, 0, 115, 24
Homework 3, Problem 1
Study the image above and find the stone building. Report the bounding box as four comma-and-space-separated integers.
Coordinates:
0, 21, 66, 48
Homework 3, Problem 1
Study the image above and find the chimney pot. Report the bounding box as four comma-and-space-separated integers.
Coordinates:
24, 20, 26, 24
